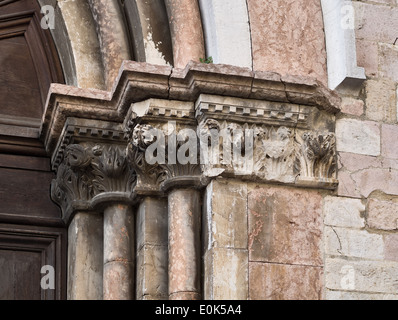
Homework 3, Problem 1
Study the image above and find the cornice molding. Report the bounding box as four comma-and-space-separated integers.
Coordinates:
40, 61, 341, 159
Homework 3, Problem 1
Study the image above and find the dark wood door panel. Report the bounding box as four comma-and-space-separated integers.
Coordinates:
0, 0, 64, 139
0, 224, 66, 300
0, 249, 42, 300
0, 166, 63, 227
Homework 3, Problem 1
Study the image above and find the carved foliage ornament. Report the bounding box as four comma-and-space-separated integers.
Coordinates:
51, 143, 136, 216
125, 118, 337, 189
193, 118, 337, 185
125, 121, 202, 192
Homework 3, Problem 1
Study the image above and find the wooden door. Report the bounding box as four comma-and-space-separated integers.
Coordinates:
0, 0, 66, 300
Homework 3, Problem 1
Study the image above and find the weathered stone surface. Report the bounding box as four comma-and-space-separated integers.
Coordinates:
103, 261, 135, 300
379, 43, 398, 82
136, 197, 168, 300
103, 204, 135, 264
385, 234, 398, 262
204, 248, 248, 300
136, 197, 168, 250
136, 246, 168, 300
368, 199, 398, 231
88, 0, 131, 90
103, 204, 135, 300
203, 180, 248, 250
168, 189, 201, 299
169, 292, 201, 300
324, 226, 384, 260
67, 212, 103, 300
326, 290, 398, 300
356, 39, 379, 78
58, 0, 105, 89
340, 98, 364, 117
248, 185, 323, 266
338, 152, 380, 172
365, 79, 396, 122
199, 0, 252, 69
247, 0, 327, 85
354, 2, 398, 43
249, 262, 323, 300
382, 124, 398, 160
164, 0, 205, 68
324, 196, 366, 229
351, 168, 398, 198
336, 119, 380, 156
325, 258, 398, 294
338, 152, 398, 198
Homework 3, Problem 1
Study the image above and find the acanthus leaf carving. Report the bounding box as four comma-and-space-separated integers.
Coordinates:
126, 122, 202, 193
198, 117, 337, 187
51, 142, 136, 219
294, 131, 337, 180
254, 126, 296, 183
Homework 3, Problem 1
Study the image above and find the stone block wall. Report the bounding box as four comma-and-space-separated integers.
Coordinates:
324, 0, 398, 299
204, 179, 328, 300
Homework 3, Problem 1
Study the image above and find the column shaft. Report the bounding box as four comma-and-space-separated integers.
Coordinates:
136, 197, 168, 300
103, 204, 135, 300
168, 188, 201, 300
67, 212, 103, 300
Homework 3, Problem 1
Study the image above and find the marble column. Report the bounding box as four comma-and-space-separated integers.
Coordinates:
67, 212, 103, 300
168, 188, 201, 300
103, 203, 135, 300
136, 197, 169, 300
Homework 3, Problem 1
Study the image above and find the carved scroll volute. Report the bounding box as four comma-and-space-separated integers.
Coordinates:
51, 144, 94, 216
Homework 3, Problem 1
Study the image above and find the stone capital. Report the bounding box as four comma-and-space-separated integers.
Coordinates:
50, 118, 136, 224
195, 94, 338, 189
124, 99, 204, 195
124, 95, 338, 194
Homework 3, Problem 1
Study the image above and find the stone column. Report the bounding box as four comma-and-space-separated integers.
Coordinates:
49, 120, 137, 300
168, 188, 201, 300
136, 197, 168, 300
103, 203, 135, 300
124, 98, 205, 300
67, 212, 103, 300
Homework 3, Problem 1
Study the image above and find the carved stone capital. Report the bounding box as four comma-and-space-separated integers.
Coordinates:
195, 95, 338, 189
50, 119, 136, 224
125, 99, 204, 194
124, 95, 338, 192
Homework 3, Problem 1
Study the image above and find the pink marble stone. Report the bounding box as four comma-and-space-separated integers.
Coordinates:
249, 262, 323, 300
248, 185, 323, 266
368, 199, 398, 231
247, 0, 328, 85
341, 98, 365, 117
385, 234, 398, 261
164, 0, 205, 68
356, 39, 379, 78
382, 124, 398, 160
